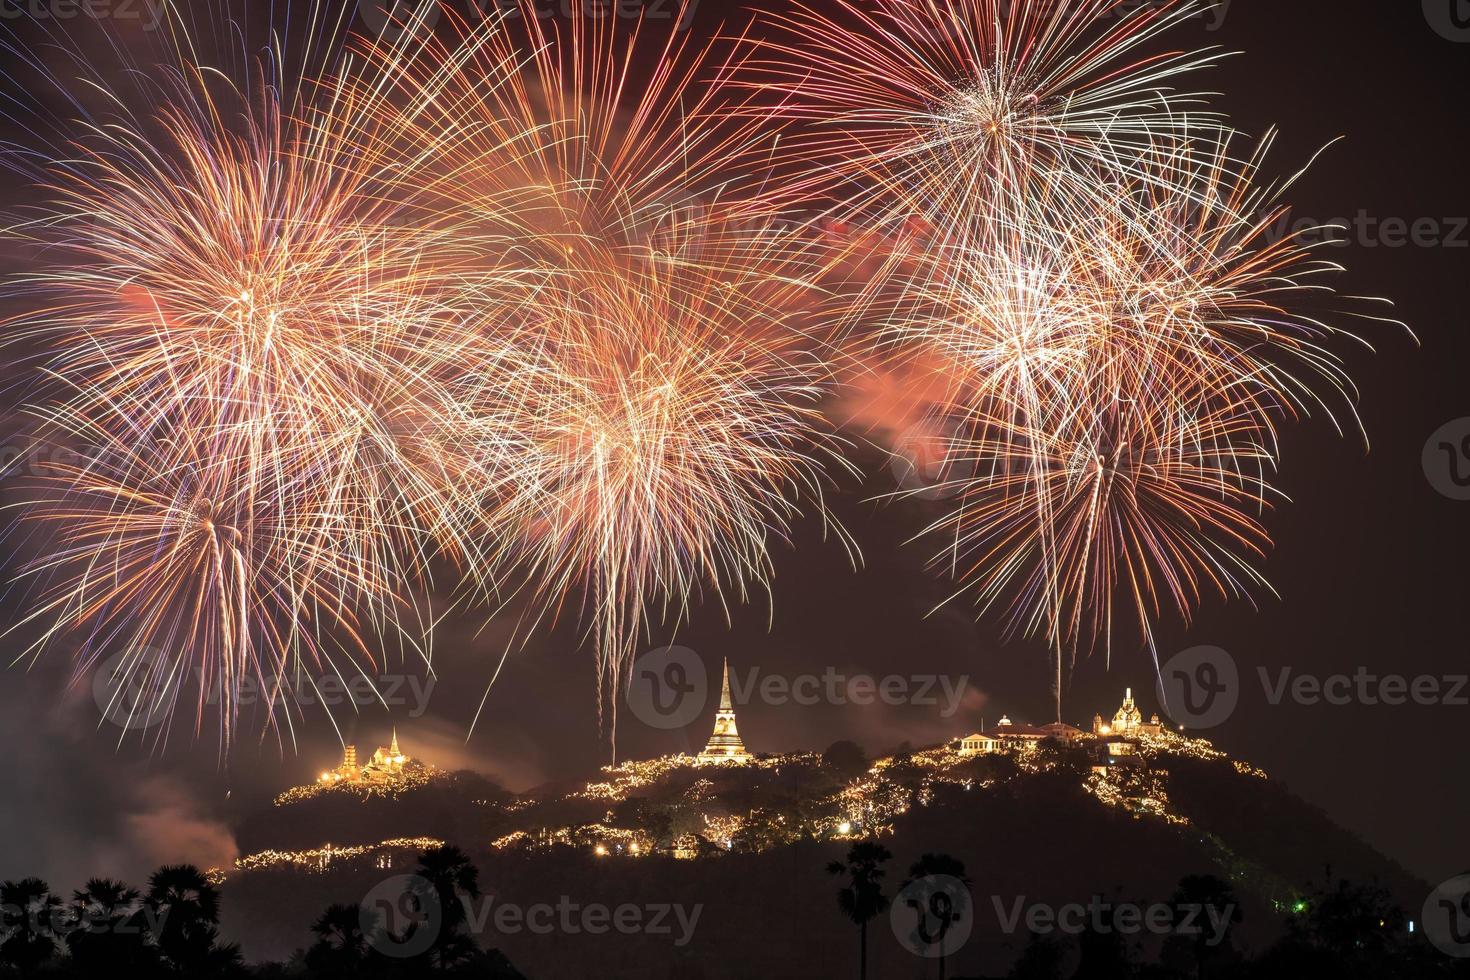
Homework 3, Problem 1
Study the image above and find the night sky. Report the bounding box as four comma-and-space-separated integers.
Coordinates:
1, 0, 1466, 900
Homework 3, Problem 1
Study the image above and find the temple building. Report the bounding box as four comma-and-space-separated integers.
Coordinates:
696, 660, 753, 765
320, 729, 410, 785
957, 689, 1160, 758
957, 716, 1052, 756
1092, 689, 1163, 738
1039, 721, 1087, 743
958, 732, 999, 755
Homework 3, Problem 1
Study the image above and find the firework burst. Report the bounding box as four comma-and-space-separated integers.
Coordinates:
879, 132, 1401, 705
739, 0, 1227, 240
446, 229, 852, 743
1, 1, 477, 744
352, 0, 856, 744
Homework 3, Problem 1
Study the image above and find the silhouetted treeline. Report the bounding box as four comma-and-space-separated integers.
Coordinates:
0, 847, 525, 979
8, 841, 1470, 979
824, 841, 1470, 980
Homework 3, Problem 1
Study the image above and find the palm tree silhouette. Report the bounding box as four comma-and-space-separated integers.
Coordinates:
0, 877, 60, 973
145, 864, 242, 976
411, 845, 482, 970
305, 902, 371, 977
900, 854, 972, 980
827, 842, 893, 980
67, 878, 156, 973
1167, 874, 1241, 979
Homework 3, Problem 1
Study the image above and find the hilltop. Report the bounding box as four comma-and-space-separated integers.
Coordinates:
218, 722, 1428, 976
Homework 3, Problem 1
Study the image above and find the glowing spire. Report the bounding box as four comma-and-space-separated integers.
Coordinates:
697, 658, 752, 764
719, 658, 734, 711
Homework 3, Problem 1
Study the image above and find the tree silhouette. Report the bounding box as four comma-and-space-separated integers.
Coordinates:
1074, 903, 1134, 980
827, 841, 893, 980
65, 877, 157, 974
145, 864, 243, 976
410, 845, 482, 970
304, 902, 371, 978
0, 877, 60, 973
1160, 874, 1242, 980
1254, 876, 1411, 979
823, 740, 870, 779
1008, 932, 1070, 979
900, 854, 971, 980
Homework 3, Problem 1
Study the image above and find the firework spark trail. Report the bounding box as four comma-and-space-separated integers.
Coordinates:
877, 133, 1402, 709
12, 402, 406, 748
736, 0, 1229, 243
727, 0, 1405, 714
348, 0, 774, 256
349, 0, 857, 750
0, 1, 486, 745
447, 234, 852, 748
0, 0, 1404, 747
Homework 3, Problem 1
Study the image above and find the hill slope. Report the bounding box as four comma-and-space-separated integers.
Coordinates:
220, 733, 1427, 977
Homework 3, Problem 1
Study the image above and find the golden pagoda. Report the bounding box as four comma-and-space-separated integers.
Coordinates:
696, 659, 753, 764
319, 729, 410, 785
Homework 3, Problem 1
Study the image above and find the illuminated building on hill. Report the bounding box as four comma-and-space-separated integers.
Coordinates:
1093, 689, 1163, 737
696, 659, 753, 764
958, 716, 1052, 755
319, 729, 410, 785
958, 690, 1159, 757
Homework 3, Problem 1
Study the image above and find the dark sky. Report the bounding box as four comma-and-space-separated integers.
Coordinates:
1, 0, 1467, 897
